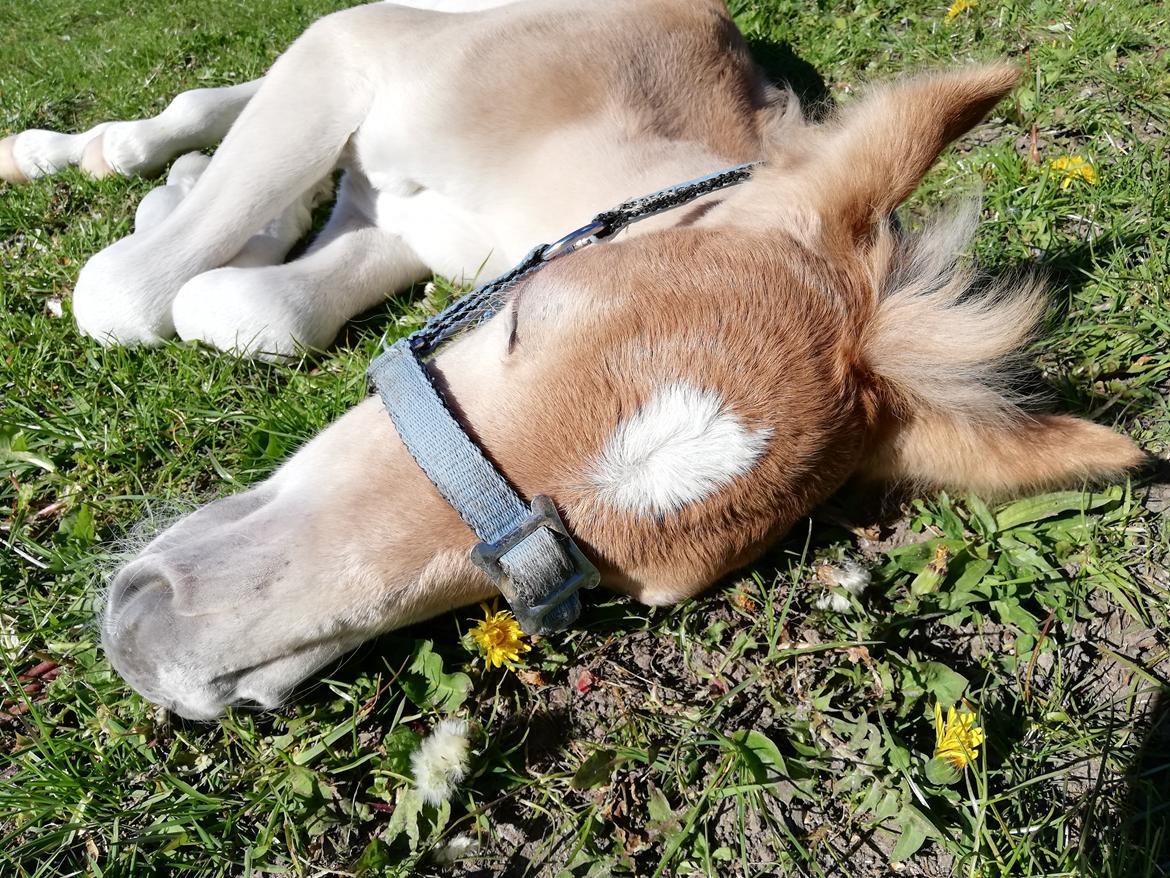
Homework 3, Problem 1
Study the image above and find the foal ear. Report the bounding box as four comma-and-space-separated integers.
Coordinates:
862, 410, 1146, 497
814, 64, 1021, 238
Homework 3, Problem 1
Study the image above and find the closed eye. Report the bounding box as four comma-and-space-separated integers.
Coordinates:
506, 288, 523, 354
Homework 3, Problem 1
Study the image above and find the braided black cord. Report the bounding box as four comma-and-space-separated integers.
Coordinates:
593, 162, 759, 237
402, 161, 761, 357
408, 244, 546, 354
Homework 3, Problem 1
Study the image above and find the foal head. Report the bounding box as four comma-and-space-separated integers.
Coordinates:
101, 65, 1143, 718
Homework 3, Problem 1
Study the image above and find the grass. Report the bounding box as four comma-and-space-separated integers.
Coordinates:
1, 0, 1168, 875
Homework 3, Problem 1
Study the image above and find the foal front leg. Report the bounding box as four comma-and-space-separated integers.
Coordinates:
132, 152, 334, 270
172, 180, 428, 358
0, 80, 260, 184
71, 9, 387, 345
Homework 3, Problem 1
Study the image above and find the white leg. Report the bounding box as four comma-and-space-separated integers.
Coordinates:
71, 8, 388, 345
0, 123, 111, 182
385, 0, 523, 9
87, 80, 261, 179
172, 180, 428, 358
228, 175, 335, 269
134, 153, 213, 231
0, 1, 522, 184
134, 151, 332, 266
0, 80, 260, 184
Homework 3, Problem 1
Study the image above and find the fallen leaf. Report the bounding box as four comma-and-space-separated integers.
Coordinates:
846, 646, 871, 664
516, 668, 547, 687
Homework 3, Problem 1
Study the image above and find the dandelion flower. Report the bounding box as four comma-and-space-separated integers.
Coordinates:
469, 604, 530, 669
411, 718, 470, 805
933, 702, 985, 771
1050, 155, 1099, 190
945, 0, 977, 20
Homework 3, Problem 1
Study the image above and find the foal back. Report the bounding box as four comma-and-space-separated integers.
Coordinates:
447, 0, 773, 161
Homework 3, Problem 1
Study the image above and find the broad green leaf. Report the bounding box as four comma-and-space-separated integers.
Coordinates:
646, 785, 676, 825
991, 599, 1040, 634
571, 748, 621, 790
919, 662, 968, 705
950, 557, 993, 593
857, 781, 884, 814
159, 831, 188, 855
872, 789, 901, 822
59, 503, 95, 544
400, 641, 472, 712
932, 498, 966, 540
385, 786, 425, 848
382, 725, 420, 777
889, 806, 932, 861
0, 428, 56, 473
887, 744, 912, 771
0, 448, 56, 473
966, 494, 998, 537
998, 536, 1057, 575
731, 729, 788, 781
353, 838, 394, 875
286, 765, 319, 799
995, 489, 1119, 531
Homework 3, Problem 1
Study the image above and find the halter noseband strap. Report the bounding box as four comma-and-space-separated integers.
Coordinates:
367, 161, 760, 634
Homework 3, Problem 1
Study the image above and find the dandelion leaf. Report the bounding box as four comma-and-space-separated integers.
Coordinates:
401, 640, 472, 712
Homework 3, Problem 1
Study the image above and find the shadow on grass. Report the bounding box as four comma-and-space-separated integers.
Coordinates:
1086, 688, 1170, 877
746, 38, 833, 119
999, 233, 1164, 424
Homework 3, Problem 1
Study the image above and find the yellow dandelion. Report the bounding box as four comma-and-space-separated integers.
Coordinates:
933, 702, 985, 771
469, 604, 530, 669
945, 0, 977, 21
1050, 155, 1099, 190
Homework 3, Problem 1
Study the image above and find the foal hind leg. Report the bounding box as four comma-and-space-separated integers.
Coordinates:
71, 7, 395, 345
0, 80, 260, 184
0, 123, 111, 183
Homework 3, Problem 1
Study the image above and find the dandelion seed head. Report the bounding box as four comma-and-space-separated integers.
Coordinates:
814, 560, 871, 613
432, 834, 479, 864
411, 718, 470, 805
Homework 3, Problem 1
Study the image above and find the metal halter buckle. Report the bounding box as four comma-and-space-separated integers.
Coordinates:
539, 220, 609, 261
469, 495, 600, 632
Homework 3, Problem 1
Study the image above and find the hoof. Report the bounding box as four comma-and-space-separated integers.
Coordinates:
0, 135, 28, 183
80, 132, 115, 179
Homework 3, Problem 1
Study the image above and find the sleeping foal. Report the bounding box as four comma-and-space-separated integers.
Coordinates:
1, 0, 1143, 717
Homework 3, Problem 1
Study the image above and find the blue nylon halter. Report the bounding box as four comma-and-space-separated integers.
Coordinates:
367, 161, 760, 634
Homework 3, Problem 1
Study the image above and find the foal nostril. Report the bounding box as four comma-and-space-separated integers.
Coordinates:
106, 558, 173, 618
